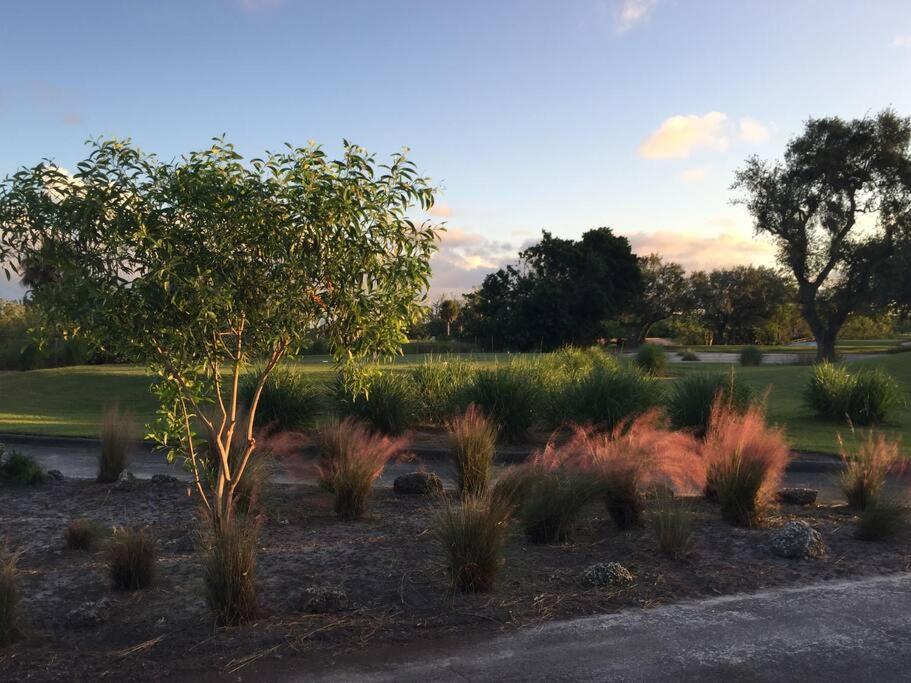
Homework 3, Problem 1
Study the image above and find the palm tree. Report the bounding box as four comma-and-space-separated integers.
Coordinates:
439, 299, 462, 338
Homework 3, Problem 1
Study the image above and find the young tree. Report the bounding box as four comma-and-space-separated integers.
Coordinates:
734, 110, 911, 362
0, 138, 440, 529
439, 298, 462, 337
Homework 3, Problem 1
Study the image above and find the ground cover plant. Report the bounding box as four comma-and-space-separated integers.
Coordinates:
97, 405, 133, 483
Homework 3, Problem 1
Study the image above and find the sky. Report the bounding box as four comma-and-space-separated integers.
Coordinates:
1, 0, 910, 301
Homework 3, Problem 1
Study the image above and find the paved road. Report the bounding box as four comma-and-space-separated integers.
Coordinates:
293, 573, 911, 682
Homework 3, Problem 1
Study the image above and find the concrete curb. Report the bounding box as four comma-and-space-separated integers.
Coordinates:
0, 431, 843, 473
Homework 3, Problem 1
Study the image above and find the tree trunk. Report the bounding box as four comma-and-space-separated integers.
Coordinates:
814, 332, 837, 363
445, 320, 451, 337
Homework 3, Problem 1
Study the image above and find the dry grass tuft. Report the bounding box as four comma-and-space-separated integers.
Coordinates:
65, 519, 101, 551
109, 527, 156, 591
448, 405, 497, 496
435, 494, 511, 593
650, 492, 694, 560
0, 545, 22, 647
839, 432, 903, 511
204, 515, 260, 625
97, 404, 133, 483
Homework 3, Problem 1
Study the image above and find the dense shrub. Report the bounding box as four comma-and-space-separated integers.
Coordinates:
204, 517, 259, 625
240, 365, 325, 432
839, 432, 901, 511
558, 364, 661, 431
651, 493, 693, 560
435, 494, 511, 593
804, 363, 902, 426
0, 545, 21, 647
635, 344, 667, 376
109, 527, 156, 590
739, 346, 763, 367
316, 418, 401, 520
448, 405, 497, 496
409, 357, 478, 423
679, 349, 700, 362
703, 401, 790, 527
666, 371, 755, 435
65, 519, 101, 551
336, 371, 417, 435
460, 363, 540, 442
97, 405, 133, 483
854, 498, 908, 541
0, 448, 46, 485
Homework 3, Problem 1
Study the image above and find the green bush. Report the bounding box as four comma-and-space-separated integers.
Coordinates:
240, 365, 325, 432
635, 344, 667, 376
435, 494, 510, 593
204, 517, 259, 625
336, 371, 417, 435
109, 527, 156, 590
460, 363, 540, 442
804, 364, 902, 426
679, 349, 700, 362
97, 405, 133, 483
739, 346, 763, 367
666, 371, 755, 435
0, 448, 46, 485
0, 545, 22, 647
558, 364, 661, 431
409, 357, 478, 423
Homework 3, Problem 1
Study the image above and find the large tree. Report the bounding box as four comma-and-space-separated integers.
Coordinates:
734, 110, 911, 361
0, 138, 440, 530
627, 254, 689, 344
461, 227, 641, 350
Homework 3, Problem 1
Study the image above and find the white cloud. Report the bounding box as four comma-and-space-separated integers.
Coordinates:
638, 112, 729, 159
680, 166, 708, 183
623, 228, 775, 272
893, 35, 911, 48
739, 117, 770, 144
614, 0, 657, 33
428, 228, 518, 298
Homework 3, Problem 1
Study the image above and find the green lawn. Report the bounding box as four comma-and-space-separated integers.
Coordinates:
671, 338, 911, 355
1, 352, 909, 456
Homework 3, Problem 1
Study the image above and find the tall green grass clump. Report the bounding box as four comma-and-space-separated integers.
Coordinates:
0, 448, 46, 485
97, 404, 133, 483
839, 432, 901, 511
109, 527, 156, 590
804, 363, 902, 426
204, 516, 259, 625
667, 371, 755, 435
336, 371, 417, 435
240, 365, 325, 432
449, 405, 498, 496
558, 364, 661, 431
435, 494, 511, 593
635, 344, 667, 376
651, 493, 694, 560
739, 346, 763, 367
461, 362, 541, 442
0, 545, 22, 647
409, 357, 478, 423
519, 471, 597, 543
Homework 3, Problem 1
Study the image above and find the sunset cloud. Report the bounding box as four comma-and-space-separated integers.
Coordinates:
427, 228, 517, 298
429, 202, 453, 217
624, 228, 775, 272
680, 166, 708, 183
638, 112, 729, 159
614, 0, 657, 34
739, 117, 770, 144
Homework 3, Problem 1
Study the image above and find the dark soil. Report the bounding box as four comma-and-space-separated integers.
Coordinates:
1, 477, 909, 681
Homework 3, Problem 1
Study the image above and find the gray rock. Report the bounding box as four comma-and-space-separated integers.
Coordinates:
770, 521, 827, 559
581, 562, 634, 588
66, 598, 112, 628
777, 488, 818, 506
150, 474, 178, 486
46, 469, 65, 482
393, 471, 443, 495
114, 470, 138, 491
301, 586, 350, 613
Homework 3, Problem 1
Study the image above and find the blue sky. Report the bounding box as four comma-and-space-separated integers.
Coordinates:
2, 0, 910, 300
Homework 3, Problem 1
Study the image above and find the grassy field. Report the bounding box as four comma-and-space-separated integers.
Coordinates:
1, 351, 909, 455
670, 338, 911, 355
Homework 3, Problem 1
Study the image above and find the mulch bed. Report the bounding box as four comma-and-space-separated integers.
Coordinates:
1, 477, 909, 681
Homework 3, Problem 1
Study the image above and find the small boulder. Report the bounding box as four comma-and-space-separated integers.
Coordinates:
46, 469, 65, 483
150, 474, 178, 486
113, 470, 138, 491
770, 521, 826, 559
581, 562, 634, 588
777, 488, 818, 506
66, 598, 111, 628
301, 586, 350, 614
393, 471, 443, 495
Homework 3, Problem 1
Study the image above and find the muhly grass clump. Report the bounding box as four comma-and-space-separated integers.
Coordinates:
839, 432, 903, 511
739, 346, 763, 367
240, 365, 325, 432
336, 371, 417, 435
854, 497, 908, 541
317, 418, 403, 520
204, 516, 260, 625
0, 448, 46, 485
650, 492, 694, 560
462, 363, 541, 442
635, 343, 667, 376
65, 519, 101, 551
97, 404, 133, 483
556, 363, 661, 431
109, 527, 156, 590
448, 405, 497, 496
804, 363, 902, 426
666, 371, 755, 435
0, 545, 22, 647
410, 357, 479, 423
435, 494, 511, 593
702, 400, 790, 527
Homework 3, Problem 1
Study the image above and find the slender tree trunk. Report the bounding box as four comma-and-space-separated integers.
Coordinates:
445, 320, 451, 337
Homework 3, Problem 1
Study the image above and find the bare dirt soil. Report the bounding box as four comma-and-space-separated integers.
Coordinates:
1, 477, 909, 681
